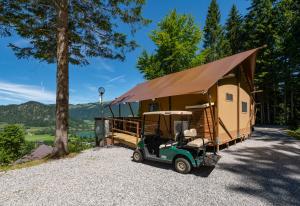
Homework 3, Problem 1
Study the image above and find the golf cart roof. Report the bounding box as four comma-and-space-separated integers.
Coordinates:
143, 111, 192, 116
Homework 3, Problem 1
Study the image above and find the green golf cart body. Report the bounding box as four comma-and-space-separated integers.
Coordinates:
132, 111, 215, 174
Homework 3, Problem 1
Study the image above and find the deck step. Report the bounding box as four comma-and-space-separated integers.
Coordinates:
110, 132, 140, 149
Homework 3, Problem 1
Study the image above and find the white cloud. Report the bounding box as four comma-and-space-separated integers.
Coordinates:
85, 85, 97, 92
0, 81, 55, 103
106, 75, 125, 83
98, 61, 114, 72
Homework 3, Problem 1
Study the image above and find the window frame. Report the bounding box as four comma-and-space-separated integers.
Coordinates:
148, 102, 159, 112
242, 101, 248, 113
226, 93, 233, 102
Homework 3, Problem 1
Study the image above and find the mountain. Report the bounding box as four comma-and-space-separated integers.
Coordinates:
0, 101, 139, 127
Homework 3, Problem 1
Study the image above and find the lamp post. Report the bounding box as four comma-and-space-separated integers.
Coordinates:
97, 87, 105, 147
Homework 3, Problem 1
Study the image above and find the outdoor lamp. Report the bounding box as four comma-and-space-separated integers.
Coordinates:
98, 87, 105, 104
96, 86, 105, 147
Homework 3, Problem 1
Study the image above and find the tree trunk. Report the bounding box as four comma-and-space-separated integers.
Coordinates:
291, 90, 294, 121
53, 0, 69, 156
284, 82, 288, 125
267, 98, 270, 124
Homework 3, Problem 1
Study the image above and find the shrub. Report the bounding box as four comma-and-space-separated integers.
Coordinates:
0, 125, 25, 164
68, 135, 93, 153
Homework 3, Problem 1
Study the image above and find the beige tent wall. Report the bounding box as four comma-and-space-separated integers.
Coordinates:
240, 66, 252, 137
217, 74, 238, 144
217, 67, 253, 144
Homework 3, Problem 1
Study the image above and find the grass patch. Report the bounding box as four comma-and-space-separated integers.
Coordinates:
0, 158, 49, 172
287, 129, 300, 140
25, 134, 55, 146
0, 153, 79, 172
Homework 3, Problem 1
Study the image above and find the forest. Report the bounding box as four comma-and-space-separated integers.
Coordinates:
137, 0, 300, 128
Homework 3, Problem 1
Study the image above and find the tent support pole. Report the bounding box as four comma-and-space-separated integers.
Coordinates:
128, 102, 135, 117
169, 96, 172, 137
237, 67, 241, 140
207, 91, 218, 153
108, 105, 115, 118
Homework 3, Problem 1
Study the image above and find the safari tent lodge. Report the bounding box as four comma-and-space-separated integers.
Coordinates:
100, 48, 261, 152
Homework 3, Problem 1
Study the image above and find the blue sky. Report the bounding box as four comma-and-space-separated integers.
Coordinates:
0, 0, 250, 105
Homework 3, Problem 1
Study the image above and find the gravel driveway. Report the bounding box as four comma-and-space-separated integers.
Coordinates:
0, 127, 299, 206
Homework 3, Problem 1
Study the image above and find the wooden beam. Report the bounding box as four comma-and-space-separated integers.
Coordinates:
204, 108, 213, 141
218, 117, 234, 139
169, 96, 172, 137
237, 67, 241, 138
207, 91, 218, 152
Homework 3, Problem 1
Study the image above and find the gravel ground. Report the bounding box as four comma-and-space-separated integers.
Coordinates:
0, 127, 299, 206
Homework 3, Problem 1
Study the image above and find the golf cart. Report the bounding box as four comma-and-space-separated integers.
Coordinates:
132, 111, 218, 174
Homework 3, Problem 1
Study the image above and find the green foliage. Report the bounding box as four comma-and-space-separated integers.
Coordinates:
287, 130, 300, 140
0, 0, 150, 64
0, 125, 25, 164
240, 0, 300, 126
137, 10, 206, 80
225, 5, 243, 54
203, 0, 230, 62
68, 135, 93, 153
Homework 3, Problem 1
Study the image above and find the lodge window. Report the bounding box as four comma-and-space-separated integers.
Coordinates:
242, 101, 248, 113
226, 93, 233, 101
149, 103, 159, 112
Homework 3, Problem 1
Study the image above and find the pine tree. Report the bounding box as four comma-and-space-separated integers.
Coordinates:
225, 5, 243, 54
203, 0, 230, 62
243, 0, 278, 124
137, 10, 206, 80
0, 0, 149, 156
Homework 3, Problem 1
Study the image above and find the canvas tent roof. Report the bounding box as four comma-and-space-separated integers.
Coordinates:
111, 47, 261, 105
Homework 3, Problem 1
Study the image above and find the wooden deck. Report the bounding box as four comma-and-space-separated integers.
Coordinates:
110, 132, 140, 149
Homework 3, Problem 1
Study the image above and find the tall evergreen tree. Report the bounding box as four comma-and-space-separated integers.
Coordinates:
0, 0, 149, 156
137, 10, 206, 80
225, 4, 243, 54
243, 0, 278, 124
203, 0, 229, 62
273, 0, 300, 126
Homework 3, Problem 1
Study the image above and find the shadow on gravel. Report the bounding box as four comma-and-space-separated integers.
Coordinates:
140, 160, 215, 177
219, 128, 300, 206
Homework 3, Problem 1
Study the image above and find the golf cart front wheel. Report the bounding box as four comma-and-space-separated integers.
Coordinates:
174, 158, 191, 174
133, 150, 143, 162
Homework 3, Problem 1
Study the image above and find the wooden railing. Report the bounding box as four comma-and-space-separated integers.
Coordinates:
107, 118, 141, 145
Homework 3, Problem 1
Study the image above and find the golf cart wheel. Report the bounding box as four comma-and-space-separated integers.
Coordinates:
133, 150, 143, 162
174, 158, 191, 174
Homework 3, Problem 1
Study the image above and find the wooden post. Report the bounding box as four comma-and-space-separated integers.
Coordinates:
168, 96, 172, 137
207, 91, 219, 152
237, 70, 240, 136
112, 119, 115, 145
136, 122, 139, 145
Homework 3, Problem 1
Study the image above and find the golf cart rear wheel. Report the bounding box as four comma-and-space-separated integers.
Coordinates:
174, 158, 191, 174
133, 150, 143, 162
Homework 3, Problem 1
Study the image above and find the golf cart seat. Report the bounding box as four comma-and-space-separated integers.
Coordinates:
187, 138, 209, 148
183, 129, 197, 140
183, 129, 209, 148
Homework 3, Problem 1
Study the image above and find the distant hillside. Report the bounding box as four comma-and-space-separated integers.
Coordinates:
0, 101, 139, 127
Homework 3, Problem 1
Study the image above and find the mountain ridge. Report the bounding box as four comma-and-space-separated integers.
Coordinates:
0, 101, 139, 127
